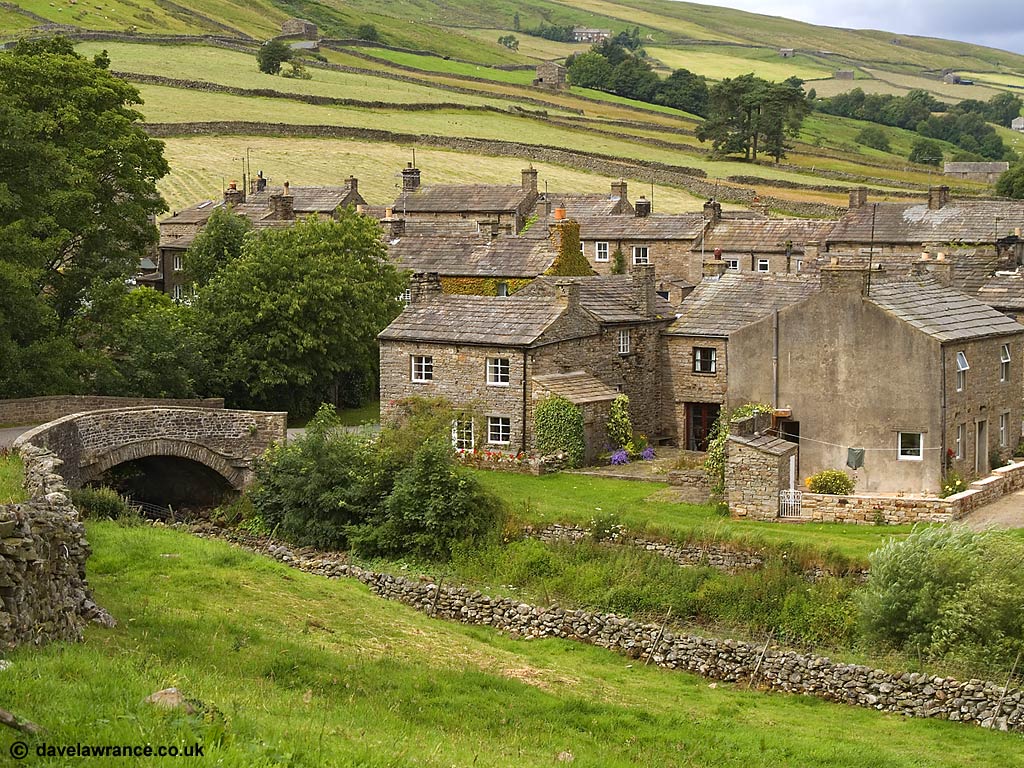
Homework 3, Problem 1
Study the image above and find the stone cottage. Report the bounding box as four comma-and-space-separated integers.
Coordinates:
727, 264, 1024, 493
392, 165, 540, 233
662, 269, 819, 450
699, 217, 835, 275
378, 268, 673, 459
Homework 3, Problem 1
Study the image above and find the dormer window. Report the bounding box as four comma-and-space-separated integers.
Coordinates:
955, 351, 969, 392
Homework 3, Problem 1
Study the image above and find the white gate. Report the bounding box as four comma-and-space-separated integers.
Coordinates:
779, 489, 803, 518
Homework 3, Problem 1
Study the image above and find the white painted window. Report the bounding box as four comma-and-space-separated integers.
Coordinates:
595, 241, 609, 262
898, 432, 923, 461
172, 254, 183, 272
400, 288, 412, 304
580, 241, 585, 255
452, 418, 474, 450
411, 355, 433, 383
693, 347, 716, 373
795, 259, 803, 272
172, 284, 183, 301
725, 258, 739, 271
955, 423, 964, 459
956, 351, 969, 392
1001, 343, 1011, 382
487, 416, 511, 445
756, 258, 770, 273
618, 328, 631, 355
1000, 412, 1009, 447
486, 357, 510, 386
632, 246, 649, 265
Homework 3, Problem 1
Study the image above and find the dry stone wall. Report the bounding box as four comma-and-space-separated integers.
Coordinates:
200, 528, 1024, 733
0, 445, 113, 649
0, 395, 224, 427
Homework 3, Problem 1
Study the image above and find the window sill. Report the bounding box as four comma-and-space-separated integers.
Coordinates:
411, 379, 433, 384
897, 456, 923, 462
486, 382, 511, 388
692, 371, 717, 376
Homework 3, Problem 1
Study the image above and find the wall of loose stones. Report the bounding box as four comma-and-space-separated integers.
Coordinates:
209, 530, 1024, 732
0, 444, 113, 649
0, 395, 224, 427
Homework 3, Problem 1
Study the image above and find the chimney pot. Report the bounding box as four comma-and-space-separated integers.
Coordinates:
553, 206, 567, 221
283, 180, 290, 195
634, 196, 651, 218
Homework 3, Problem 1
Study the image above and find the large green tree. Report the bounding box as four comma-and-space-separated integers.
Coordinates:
183, 205, 252, 288
193, 213, 407, 415
0, 37, 168, 396
996, 163, 1024, 199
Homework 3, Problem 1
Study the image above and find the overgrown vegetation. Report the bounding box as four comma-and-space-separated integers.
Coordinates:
704, 402, 773, 495
807, 469, 855, 495
70, 486, 140, 524
534, 394, 584, 467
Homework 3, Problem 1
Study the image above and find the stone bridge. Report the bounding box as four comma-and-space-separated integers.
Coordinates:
13, 407, 287, 490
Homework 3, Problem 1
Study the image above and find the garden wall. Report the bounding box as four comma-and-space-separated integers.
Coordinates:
0, 445, 113, 649
0, 395, 224, 427
209, 530, 1023, 733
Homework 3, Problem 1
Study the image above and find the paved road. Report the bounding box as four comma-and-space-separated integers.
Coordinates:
960, 488, 1024, 530
0, 426, 29, 449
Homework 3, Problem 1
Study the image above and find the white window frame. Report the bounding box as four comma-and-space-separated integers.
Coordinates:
956, 351, 969, 392
487, 416, 511, 445
452, 418, 474, 451
595, 241, 609, 262
172, 284, 184, 301
172, 253, 183, 272
955, 423, 964, 460
618, 328, 631, 355
1001, 343, 1011, 383
898, 432, 923, 461
725, 258, 739, 271
486, 357, 510, 387
400, 287, 412, 304
1000, 412, 1009, 447
632, 245, 649, 266
411, 355, 433, 383
693, 346, 717, 374
795, 259, 803, 272
756, 258, 770, 273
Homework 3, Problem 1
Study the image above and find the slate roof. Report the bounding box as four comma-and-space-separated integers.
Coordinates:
388, 233, 556, 278
827, 200, 1024, 244
378, 295, 565, 345
729, 433, 798, 455
943, 162, 1009, 174
518, 275, 675, 322
868, 279, 1024, 342
245, 183, 364, 214
158, 232, 197, 250
532, 371, 619, 403
576, 214, 704, 241
972, 270, 1024, 312
394, 184, 532, 213
667, 274, 819, 337
161, 200, 221, 225
545, 193, 628, 218
702, 218, 834, 253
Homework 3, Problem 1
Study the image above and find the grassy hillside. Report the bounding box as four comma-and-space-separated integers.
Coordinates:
2, 520, 1021, 767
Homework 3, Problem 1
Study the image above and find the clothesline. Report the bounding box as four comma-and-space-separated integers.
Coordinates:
768, 431, 947, 452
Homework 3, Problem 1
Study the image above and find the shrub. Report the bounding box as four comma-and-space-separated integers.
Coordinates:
256, 39, 292, 75
610, 248, 626, 275
606, 395, 632, 449
806, 469, 855, 495
855, 126, 890, 152
535, 395, 584, 468
703, 402, 772, 495
860, 526, 1024, 669
939, 469, 966, 498
348, 436, 504, 560
71, 486, 137, 522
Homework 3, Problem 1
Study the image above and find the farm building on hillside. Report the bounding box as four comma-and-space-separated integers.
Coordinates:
533, 61, 567, 90
944, 162, 1010, 183
281, 18, 318, 39
572, 27, 611, 43
1012, 116, 1024, 132
778, 48, 795, 58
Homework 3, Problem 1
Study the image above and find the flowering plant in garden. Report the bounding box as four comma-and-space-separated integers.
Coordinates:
939, 470, 966, 498
456, 447, 534, 470
640, 446, 655, 461
610, 449, 630, 465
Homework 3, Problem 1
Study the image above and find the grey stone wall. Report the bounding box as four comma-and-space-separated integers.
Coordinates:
0, 445, 113, 649
0, 396, 224, 427
663, 335, 728, 442
204, 529, 1024, 733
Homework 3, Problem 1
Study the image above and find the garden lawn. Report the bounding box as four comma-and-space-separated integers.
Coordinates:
474, 471, 920, 564
1, 521, 1019, 767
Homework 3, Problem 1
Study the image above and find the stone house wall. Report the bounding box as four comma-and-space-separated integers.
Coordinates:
582, 238, 702, 283
725, 437, 798, 520
0, 444, 113, 649
663, 335, 728, 442
0, 396, 224, 427
380, 340, 530, 453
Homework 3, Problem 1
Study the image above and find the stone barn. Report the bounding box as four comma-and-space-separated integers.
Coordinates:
534, 61, 567, 90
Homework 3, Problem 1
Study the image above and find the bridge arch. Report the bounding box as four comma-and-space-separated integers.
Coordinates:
80, 438, 247, 489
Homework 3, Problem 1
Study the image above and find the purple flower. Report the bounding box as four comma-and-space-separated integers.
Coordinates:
640, 446, 655, 461
610, 449, 630, 465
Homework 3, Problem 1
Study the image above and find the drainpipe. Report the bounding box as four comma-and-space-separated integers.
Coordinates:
940, 345, 947, 483
772, 309, 780, 409
521, 350, 529, 454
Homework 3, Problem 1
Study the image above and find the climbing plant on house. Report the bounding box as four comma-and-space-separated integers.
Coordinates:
544, 220, 592, 276
704, 402, 773, 495
535, 394, 584, 468
607, 395, 633, 449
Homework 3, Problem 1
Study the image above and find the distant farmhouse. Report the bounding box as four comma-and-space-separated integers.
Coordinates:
572, 26, 611, 43
944, 161, 1010, 184
1012, 116, 1024, 132
942, 72, 974, 85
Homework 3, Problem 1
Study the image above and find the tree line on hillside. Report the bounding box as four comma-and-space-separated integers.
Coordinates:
817, 88, 1021, 162
0, 38, 406, 417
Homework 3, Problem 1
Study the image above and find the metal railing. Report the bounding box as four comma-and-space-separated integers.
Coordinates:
779, 489, 803, 518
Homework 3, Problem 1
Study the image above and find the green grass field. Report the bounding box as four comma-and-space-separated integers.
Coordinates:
355, 47, 538, 85
647, 46, 832, 82
2, 521, 1020, 767
0, 452, 25, 503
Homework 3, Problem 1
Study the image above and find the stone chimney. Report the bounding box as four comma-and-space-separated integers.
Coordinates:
269, 189, 295, 221
820, 262, 871, 296
521, 166, 538, 196
702, 259, 728, 280
409, 272, 442, 304
804, 241, 820, 262
346, 175, 359, 196
703, 199, 721, 226
630, 264, 657, 317
535, 197, 552, 218
554, 280, 581, 312
928, 185, 950, 210
848, 187, 868, 209
548, 219, 580, 255
634, 196, 652, 218
921, 252, 953, 286
385, 215, 405, 240
611, 178, 628, 201
224, 180, 245, 207
402, 163, 421, 193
